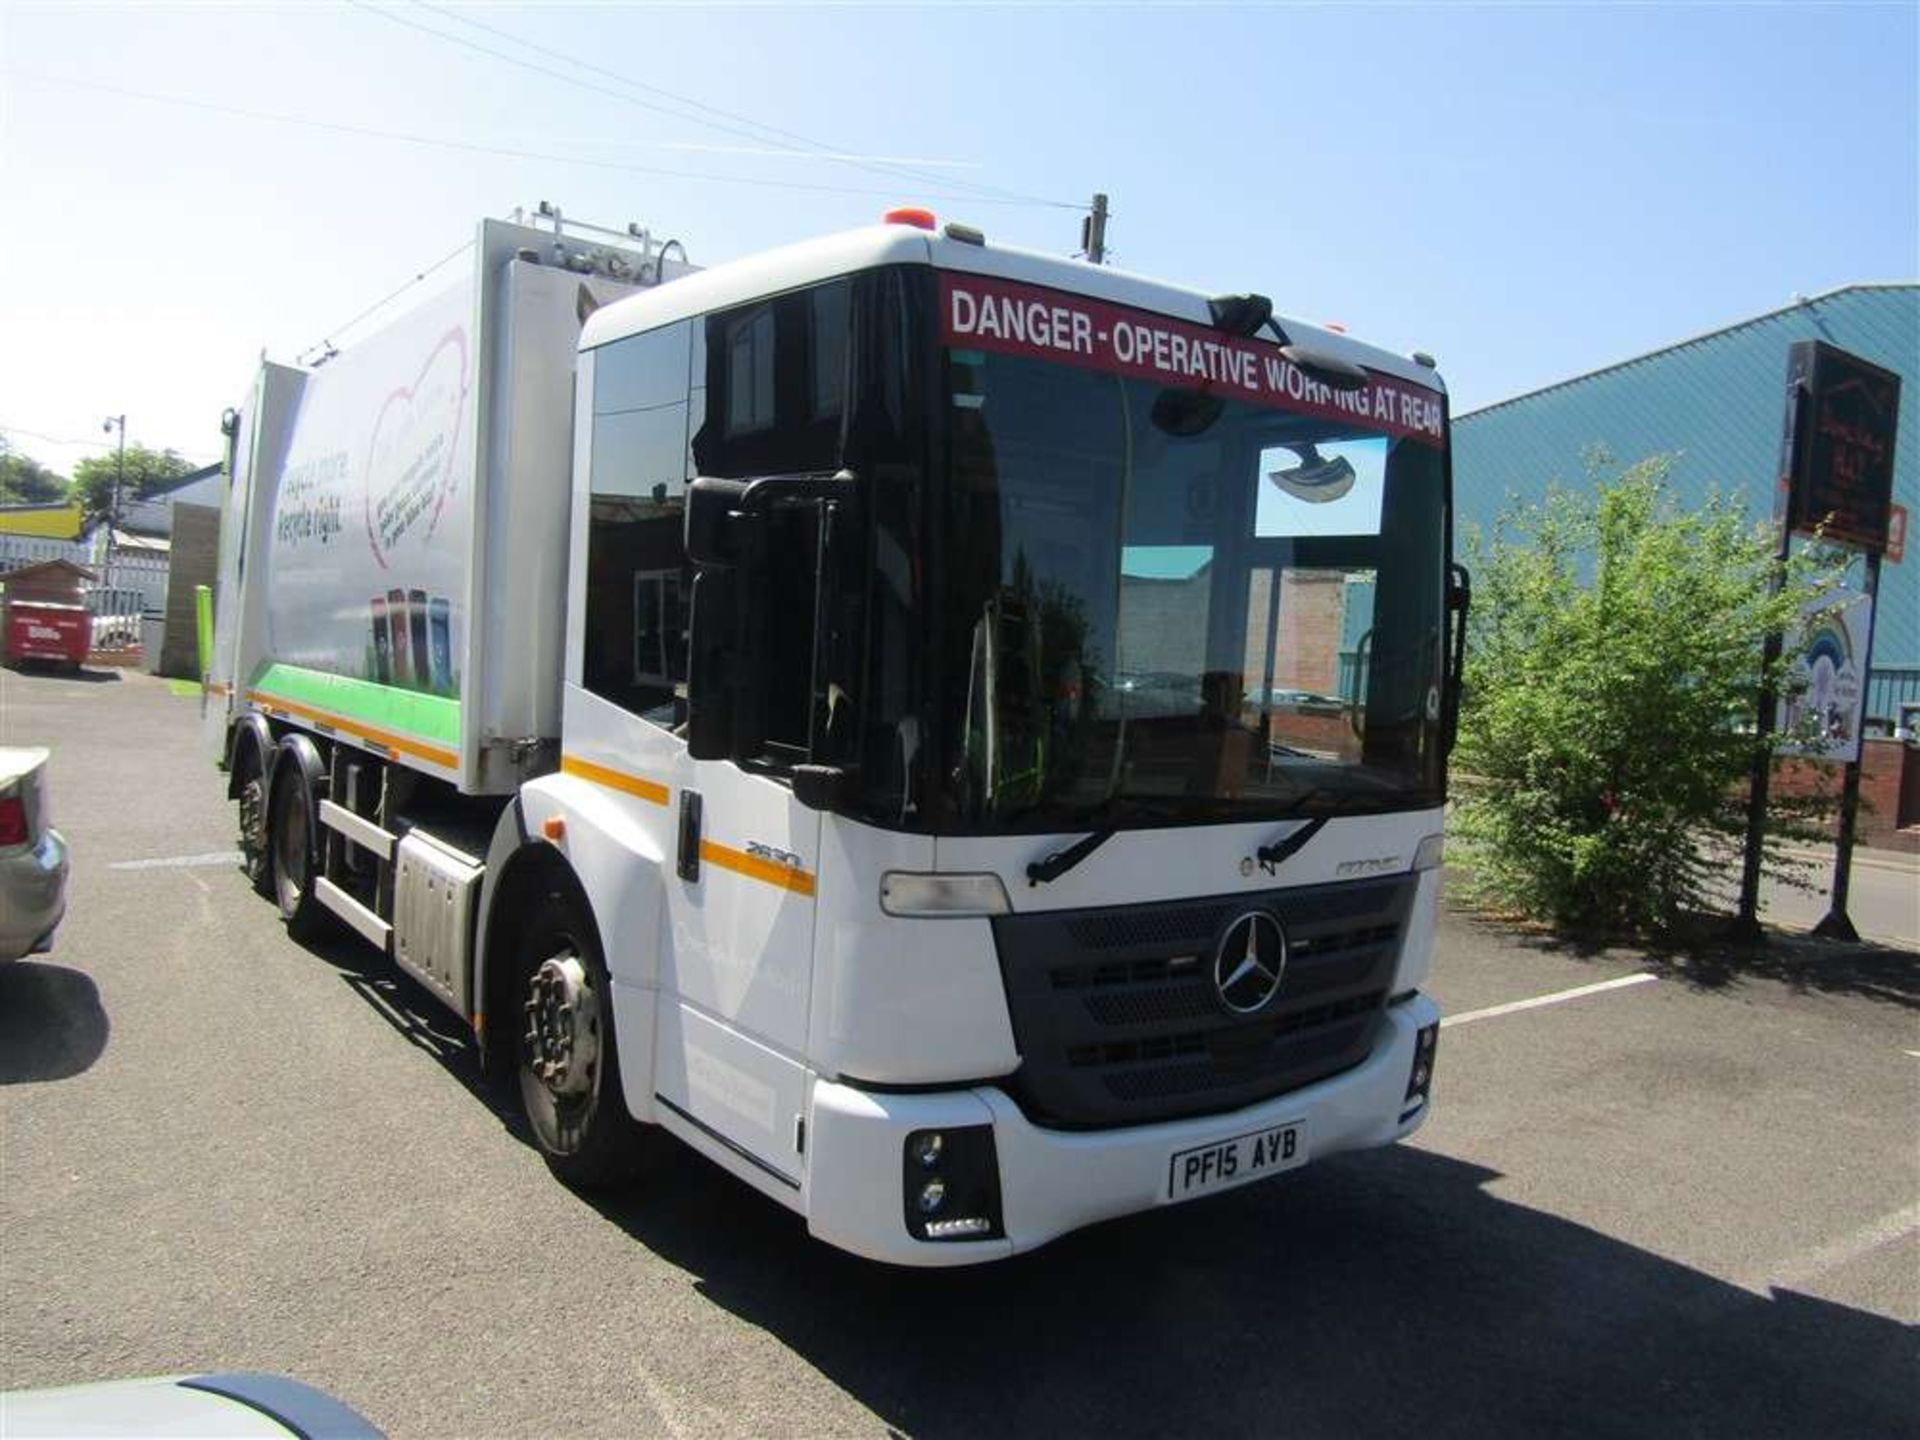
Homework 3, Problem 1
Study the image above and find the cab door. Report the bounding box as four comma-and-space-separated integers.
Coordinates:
649, 286, 857, 1193
658, 750, 820, 1192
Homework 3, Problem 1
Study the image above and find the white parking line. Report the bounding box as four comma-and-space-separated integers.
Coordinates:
109, 851, 243, 871
1748, 1201, 1920, 1295
1441, 972, 1658, 1028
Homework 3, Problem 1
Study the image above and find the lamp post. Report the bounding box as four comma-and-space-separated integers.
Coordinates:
101, 414, 125, 591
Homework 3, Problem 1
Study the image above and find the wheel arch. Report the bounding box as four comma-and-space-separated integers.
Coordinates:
267, 731, 329, 870
473, 801, 599, 1078
226, 712, 276, 800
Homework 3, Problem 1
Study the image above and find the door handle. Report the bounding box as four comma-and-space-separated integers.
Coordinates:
677, 789, 702, 882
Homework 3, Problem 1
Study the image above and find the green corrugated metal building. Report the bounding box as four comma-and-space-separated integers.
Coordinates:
1454, 282, 1919, 723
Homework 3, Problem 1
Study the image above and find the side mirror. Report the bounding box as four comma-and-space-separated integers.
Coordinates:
790, 764, 849, 812
685, 477, 752, 567
684, 469, 858, 772
685, 563, 767, 762
685, 567, 736, 761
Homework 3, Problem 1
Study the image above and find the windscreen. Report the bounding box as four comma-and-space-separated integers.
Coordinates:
937, 274, 1448, 832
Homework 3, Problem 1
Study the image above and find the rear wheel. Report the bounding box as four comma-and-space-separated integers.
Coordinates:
516, 885, 646, 1188
270, 761, 323, 938
235, 740, 270, 896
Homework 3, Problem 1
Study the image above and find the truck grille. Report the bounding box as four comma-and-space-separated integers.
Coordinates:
990, 875, 1415, 1128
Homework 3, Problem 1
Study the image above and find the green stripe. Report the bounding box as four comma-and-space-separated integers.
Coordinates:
250, 663, 461, 747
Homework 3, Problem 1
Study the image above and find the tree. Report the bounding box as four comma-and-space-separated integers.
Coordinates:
0, 439, 69, 505
1451, 455, 1843, 936
70, 444, 196, 526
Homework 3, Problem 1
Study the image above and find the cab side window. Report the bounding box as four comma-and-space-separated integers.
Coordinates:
691, 279, 853, 757
584, 320, 694, 726
693, 278, 849, 480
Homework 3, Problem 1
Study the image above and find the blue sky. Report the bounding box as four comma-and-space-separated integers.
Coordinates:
2, 1, 1914, 474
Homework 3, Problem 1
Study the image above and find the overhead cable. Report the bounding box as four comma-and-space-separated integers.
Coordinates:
373, 0, 1078, 211
299, 238, 476, 362
5, 71, 1054, 206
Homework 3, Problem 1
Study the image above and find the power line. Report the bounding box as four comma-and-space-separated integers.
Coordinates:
5, 70, 1056, 207
372, 0, 1077, 211
299, 237, 475, 362
0, 424, 110, 451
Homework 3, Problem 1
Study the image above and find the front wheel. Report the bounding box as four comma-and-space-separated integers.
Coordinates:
516, 887, 648, 1188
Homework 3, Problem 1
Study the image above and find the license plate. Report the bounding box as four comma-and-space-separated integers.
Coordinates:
1167, 1120, 1307, 1201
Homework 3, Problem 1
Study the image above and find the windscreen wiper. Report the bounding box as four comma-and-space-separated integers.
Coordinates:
1026, 828, 1117, 887
1255, 816, 1327, 875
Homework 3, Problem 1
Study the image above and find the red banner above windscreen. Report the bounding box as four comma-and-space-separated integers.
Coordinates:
940, 272, 1446, 447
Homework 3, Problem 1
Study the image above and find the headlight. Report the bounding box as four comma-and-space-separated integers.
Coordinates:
880, 872, 1012, 918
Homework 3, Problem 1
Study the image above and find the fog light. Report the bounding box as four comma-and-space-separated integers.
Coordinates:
1405, 1022, 1440, 1102
924, 1217, 993, 1239
902, 1125, 1004, 1242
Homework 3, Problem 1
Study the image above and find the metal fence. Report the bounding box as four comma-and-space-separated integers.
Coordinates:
97, 551, 169, 614
0, 533, 91, 574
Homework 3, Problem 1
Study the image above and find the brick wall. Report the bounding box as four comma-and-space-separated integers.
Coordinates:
1768, 737, 1917, 850
1243, 571, 1347, 696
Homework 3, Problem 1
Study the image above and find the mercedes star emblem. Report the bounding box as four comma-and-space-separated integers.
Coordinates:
1212, 910, 1287, 1015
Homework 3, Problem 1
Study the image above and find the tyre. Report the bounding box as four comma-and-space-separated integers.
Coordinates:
515, 883, 647, 1188
235, 740, 270, 896
269, 759, 324, 939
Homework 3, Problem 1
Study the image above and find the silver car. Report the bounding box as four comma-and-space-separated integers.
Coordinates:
0, 746, 68, 962
1, 1371, 383, 1437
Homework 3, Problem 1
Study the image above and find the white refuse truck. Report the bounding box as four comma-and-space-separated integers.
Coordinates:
206, 204, 1467, 1265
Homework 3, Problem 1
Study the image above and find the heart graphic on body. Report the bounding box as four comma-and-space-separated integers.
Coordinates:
364, 328, 470, 569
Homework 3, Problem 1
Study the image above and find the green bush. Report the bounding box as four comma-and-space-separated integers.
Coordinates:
1452, 456, 1842, 935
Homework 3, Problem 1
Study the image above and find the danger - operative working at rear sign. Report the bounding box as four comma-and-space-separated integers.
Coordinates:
941, 272, 1445, 447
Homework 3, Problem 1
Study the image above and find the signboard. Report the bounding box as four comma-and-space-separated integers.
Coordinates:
939, 273, 1446, 448
1781, 341, 1902, 553
1778, 586, 1874, 762
264, 278, 477, 696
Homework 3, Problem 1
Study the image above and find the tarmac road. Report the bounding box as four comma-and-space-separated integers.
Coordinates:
3, 668, 1915, 1438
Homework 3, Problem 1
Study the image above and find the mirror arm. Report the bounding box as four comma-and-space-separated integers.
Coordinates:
1441, 563, 1471, 757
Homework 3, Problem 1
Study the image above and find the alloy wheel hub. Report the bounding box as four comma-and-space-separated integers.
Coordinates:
239, 779, 265, 852
523, 954, 598, 1097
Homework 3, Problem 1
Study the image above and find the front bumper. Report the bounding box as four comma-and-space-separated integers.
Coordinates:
805, 991, 1440, 1266
0, 828, 69, 962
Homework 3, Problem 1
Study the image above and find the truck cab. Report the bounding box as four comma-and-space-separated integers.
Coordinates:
506, 215, 1461, 1262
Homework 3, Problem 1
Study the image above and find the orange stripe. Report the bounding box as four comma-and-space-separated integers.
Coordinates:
246, 689, 459, 770
699, 839, 816, 897
561, 753, 670, 806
